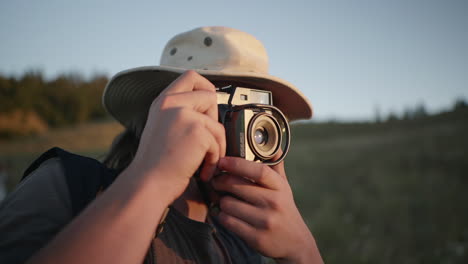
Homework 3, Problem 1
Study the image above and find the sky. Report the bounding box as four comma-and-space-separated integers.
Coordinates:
0, 0, 467, 121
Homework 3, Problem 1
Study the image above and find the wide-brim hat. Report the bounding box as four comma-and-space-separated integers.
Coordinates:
103, 26, 313, 130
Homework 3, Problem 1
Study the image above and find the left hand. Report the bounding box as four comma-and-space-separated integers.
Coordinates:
212, 156, 323, 264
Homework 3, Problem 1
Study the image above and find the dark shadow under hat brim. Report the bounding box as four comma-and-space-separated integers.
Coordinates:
103, 66, 313, 129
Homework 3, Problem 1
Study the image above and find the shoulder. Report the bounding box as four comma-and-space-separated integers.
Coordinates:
22, 147, 108, 182
0, 148, 116, 264
21, 147, 117, 216
0, 156, 70, 214
0, 156, 72, 264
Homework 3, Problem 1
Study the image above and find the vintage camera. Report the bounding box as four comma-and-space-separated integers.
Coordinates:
217, 85, 290, 165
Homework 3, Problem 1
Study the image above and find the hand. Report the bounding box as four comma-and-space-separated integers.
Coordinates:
212, 156, 323, 264
126, 70, 226, 203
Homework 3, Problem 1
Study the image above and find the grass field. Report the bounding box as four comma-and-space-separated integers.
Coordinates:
0, 120, 123, 190
1, 109, 467, 263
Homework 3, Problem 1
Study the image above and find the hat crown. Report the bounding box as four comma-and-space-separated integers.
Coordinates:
103, 26, 313, 131
160, 27, 269, 74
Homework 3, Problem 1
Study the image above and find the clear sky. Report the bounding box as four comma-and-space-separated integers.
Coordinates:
0, 0, 467, 121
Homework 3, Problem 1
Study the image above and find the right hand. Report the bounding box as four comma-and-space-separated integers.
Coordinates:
126, 70, 226, 202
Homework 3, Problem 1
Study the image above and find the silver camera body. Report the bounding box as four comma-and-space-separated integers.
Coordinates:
217, 86, 290, 165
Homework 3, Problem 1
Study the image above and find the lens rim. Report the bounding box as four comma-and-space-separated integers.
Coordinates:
231, 103, 291, 166
247, 112, 282, 160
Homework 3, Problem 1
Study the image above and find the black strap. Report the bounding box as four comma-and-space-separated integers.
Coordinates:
22, 147, 117, 217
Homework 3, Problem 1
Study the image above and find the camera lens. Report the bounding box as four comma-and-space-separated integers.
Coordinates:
254, 128, 268, 145
248, 113, 281, 160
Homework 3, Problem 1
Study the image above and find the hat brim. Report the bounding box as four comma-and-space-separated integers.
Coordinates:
103, 66, 313, 129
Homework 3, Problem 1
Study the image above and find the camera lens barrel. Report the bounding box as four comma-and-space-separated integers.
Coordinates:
247, 112, 281, 160
220, 103, 290, 166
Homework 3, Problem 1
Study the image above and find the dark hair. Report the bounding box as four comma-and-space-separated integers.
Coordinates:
103, 129, 140, 174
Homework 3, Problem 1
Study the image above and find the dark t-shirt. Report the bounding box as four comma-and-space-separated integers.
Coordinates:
0, 158, 264, 264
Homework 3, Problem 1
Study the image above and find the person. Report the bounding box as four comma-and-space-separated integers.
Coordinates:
0, 26, 323, 264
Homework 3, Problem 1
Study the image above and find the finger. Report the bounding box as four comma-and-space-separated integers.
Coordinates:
212, 173, 270, 207
159, 90, 218, 122
219, 195, 271, 229
218, 157, 281, 190
197, 112, 226, 163
171, 109, 223, 181
198, 125, 219, 182
270, 150, 286, 180
218, 211, 259, 247
162, 70, 215, 95
190, 112, 226, 181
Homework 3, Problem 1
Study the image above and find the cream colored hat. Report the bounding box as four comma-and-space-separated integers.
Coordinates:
103, 26, 313, 130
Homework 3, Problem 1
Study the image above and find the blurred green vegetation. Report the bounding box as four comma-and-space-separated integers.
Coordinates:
0, 71, 109, 138
286, 106, 468, 263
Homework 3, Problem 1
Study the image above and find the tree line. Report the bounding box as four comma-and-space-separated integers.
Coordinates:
0, 71, 109, 138
374, 99, 467, 123
1, 71, 466, 138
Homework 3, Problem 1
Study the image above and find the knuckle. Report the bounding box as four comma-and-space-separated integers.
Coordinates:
158, 95, 174, 110
257, 165, 270, 182
190, 122, 206, 136
207, 90, 217, 101
252, 234, 266, 249
219, 196, 231, 211
261, 214, 276, 230
174, 107, 189, 121
267, 195, 281, 210
201, 79, 216, 92
202, 79, 216, 91
183, 69, 199, 78
199, 90, 217, 104
191, 124, 214, 151
216, 122, 226, 134
230, 157, 240, 168
218, 211, 232, 226
260, 165, 270, 177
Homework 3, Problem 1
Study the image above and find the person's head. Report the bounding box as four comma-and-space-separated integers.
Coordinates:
103, 26, 312, 171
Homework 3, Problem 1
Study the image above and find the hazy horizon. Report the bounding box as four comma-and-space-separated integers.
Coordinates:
1, 0, 467, 121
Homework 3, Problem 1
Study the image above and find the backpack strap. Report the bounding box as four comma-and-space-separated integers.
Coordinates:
22, 147, 117, 217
